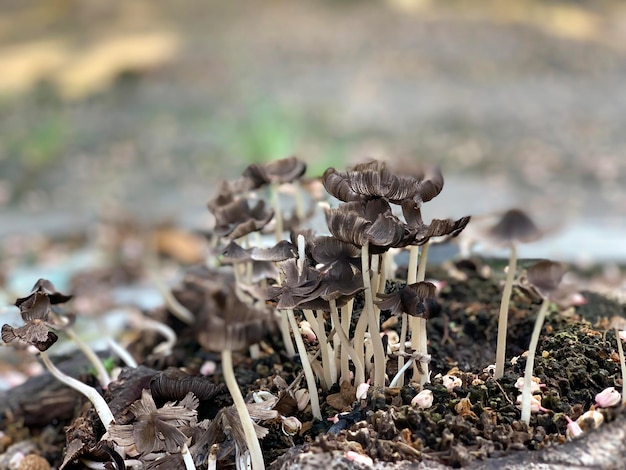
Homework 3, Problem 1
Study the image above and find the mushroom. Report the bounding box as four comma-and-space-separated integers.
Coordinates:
108, 390, 198, 469
242, 156, 307, 241
488, 209, 542, 379
2, 280, 115, 431
196, 284, 275, 470
519, 259, 568, 424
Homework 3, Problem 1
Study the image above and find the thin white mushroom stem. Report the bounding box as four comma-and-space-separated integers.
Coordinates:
150, 271, 195, 325
378, 252, 388, 294
279, 311, 296, 357
329, 298, 365, 386
520, 298, 550, 424
302, 309, 333, 389
208, 444, 219, 470
411, 241, 431, 385
615, 328, 626, 406
39, 351, 114, 431
495, 244, 518, 380
361, 243, 386, 387
353, 303, 369, 380
402, 245, 420, 386
389, 352, 428, 388
65, 327, 111, 389
339, 299, 354, 384
221, 349, 265, 470
396, 313, 409, 386
133, 316, 177, 356
107, 338, 138, 368
286, 309, 322, 420
181, 442, 196, 470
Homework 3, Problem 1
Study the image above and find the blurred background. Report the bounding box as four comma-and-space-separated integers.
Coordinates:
1, 0, 625, 265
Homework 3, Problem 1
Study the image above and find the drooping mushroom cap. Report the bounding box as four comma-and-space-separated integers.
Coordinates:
488, 208, 542, 246
210, 198, 274, 240
526, 260, 568, 299
401, 200, 471, 246
375, 281, 441, 318
324, 200, 410, 251
322, 160, 444, 205
196, 284, 275, 352
242, 156, 307, 188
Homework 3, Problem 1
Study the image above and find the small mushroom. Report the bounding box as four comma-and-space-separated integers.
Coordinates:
489, 209, 543, 380
197, 284, 275, 470
519, 259, 569, 424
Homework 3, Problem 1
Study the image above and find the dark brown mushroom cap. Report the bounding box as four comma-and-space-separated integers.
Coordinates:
375, 281, 440, 318
526, 260, 568, 298
108, 389, 198, 455
309, 235, 361, 271
242, 156, 307, 188
250, 240, 297, 262
196, 284, 276, 352
325, 201, 409, 251
322, 161, 444, 205
150, 368, 224, 402
1, 322, 58, 351
400, 201, 471, 246
15, 278, 73, 308
210, 198, 274, 240
488, 209, 542, 246
262, 259, 323, 309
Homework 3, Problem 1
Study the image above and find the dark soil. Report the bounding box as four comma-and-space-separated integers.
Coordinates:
1, 254, 624, 469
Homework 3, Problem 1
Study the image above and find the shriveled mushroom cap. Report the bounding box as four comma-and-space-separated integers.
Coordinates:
488, 209, 541, 246
243, 156, 307, 188
322, 161, 444, 205
197, 285, 275, 352
526, 260, 568, 298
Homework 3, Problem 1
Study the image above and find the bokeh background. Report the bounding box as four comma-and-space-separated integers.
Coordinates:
1, 0, 625, 263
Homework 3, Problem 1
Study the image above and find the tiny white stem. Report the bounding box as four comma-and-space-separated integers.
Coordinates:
286, 309, 322, 420
40, 351, 114, 430
412, 241, 431, 385
296, 234, 306, 275
397, 313, 408, 386
616, 328, 626, 406
249, 344, 261, 360
107, 338, 138, 368
362, 243, 386, 387
279, 312, 296, 357
389, 354, 417, 388
150, 272, 195, 325
340, 299, 354, 384
181, 442, 196, 470
520, 298, 550, 424
208, 444, 219, 470
330, 299, 365, 386
495, 244, 518, 379
222, 349, 265, 470
65, 327, 111, 389
302, 309, 332, 389
133, 315, 177, 356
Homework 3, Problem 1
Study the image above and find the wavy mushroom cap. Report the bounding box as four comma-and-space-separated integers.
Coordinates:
526, 260, 568, 299
211, 199, 274, 239
322, 161, 444, 205
375, 281, 440, 318
242, 156, 307, 188
15, 278, 72, 310
324, 201, 410, 250
488, 209, 542, 246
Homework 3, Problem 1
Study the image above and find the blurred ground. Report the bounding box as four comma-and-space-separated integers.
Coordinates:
0, 0, 625, 262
